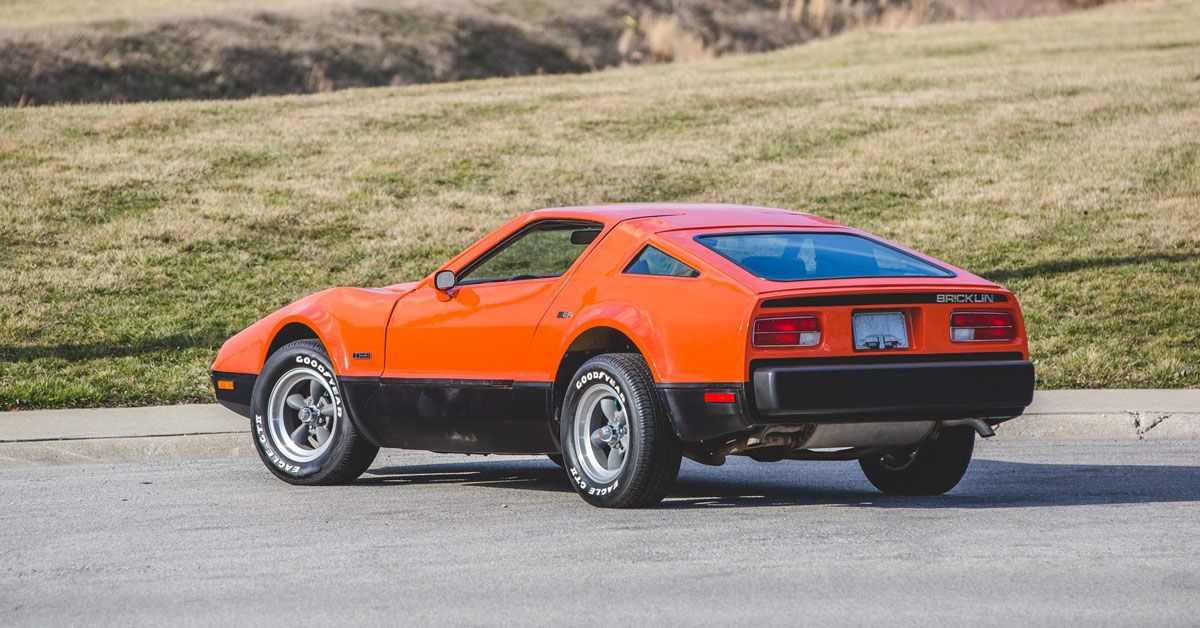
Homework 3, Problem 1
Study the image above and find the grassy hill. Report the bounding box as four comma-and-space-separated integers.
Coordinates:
2, 0, 1198, 409
2, 0, 1102, 106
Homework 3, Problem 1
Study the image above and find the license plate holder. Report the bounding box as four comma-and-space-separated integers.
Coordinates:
853, 312, 909, 351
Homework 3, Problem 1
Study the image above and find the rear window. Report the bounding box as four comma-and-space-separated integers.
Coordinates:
694, 232, 953, 281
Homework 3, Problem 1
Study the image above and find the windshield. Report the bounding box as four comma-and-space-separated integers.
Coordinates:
695, 232, 953, 282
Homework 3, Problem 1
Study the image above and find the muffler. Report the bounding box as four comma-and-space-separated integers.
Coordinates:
800, 421, 936, 449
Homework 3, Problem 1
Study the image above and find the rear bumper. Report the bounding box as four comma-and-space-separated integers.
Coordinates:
659, 359, 1035, 443
754, 359, 1035, 420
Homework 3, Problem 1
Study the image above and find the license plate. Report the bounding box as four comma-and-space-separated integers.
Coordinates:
853, 312, 909, 351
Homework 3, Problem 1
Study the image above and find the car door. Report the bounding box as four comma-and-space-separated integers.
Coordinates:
370, 219, 603, 453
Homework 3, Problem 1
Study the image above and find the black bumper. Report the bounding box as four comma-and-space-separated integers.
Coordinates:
211, 371, 256, 419
754, 359, 1034, 420
659, 359, 1035, 443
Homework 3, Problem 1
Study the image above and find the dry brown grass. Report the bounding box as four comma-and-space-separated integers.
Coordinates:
0, 0, 1197, 408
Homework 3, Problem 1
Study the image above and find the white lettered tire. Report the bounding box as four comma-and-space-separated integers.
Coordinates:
250, 339, 378, 485
560, 353, 682, 508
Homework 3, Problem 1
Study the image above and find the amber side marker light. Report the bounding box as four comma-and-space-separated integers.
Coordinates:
216, 380, 235, 390
950, 311, 1016, 342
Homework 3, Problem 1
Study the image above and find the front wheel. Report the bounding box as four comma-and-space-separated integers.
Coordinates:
250, 339, 378, 485
858, 426, 975, 495
560, 353, 682, 508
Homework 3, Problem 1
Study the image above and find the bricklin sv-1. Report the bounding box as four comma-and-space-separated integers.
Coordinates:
212, 204, 1034, 508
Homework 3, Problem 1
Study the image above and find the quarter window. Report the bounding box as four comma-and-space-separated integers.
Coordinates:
459, 220, 602, 285
624, 245, 699, 278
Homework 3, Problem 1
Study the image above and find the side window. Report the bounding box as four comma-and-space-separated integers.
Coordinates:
459, 220, 602, 285
624, 245, 699, 278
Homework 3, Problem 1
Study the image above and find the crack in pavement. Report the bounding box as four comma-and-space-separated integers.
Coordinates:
1130, 412, 1171, 439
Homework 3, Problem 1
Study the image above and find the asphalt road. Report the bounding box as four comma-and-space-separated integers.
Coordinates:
2, 438, 1198, 626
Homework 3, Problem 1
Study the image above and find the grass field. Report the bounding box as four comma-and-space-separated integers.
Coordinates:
2, 0, 1199, 409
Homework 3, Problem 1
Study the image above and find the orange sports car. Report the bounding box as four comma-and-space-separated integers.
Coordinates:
212, 204, 1034, 507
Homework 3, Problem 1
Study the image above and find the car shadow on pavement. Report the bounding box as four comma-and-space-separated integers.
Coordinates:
361, 458, 1200, 510
661, 459, 1200, 510
360, 460, 571, 493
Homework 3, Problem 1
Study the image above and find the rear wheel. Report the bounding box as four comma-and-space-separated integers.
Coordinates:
560, 353, 681, 508
859, 426, 975, 495
251, 339, 378, 485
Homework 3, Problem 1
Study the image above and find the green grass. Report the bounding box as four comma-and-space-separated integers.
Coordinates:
2, 0, 1199, 408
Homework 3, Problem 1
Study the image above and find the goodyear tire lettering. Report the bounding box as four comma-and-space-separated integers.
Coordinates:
567, 370, 627, 496
255, 414, 299, 473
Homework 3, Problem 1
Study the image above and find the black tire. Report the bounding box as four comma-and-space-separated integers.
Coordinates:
859, 426, 976, 495
546, 453, 565, 467
559, 353, 682, 508
250, 339, 378, 485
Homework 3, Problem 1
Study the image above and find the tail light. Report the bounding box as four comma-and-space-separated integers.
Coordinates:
754, 316, 820, 347
951, 311, 1016, 342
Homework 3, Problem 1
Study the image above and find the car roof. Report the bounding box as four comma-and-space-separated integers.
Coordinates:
528, 203, 840, 229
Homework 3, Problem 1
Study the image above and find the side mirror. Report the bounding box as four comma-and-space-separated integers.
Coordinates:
434, 269, 457, 292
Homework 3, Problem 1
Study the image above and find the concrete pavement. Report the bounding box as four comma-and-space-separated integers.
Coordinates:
1, 439, 1198, 626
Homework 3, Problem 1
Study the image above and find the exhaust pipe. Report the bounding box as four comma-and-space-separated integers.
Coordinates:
941, 418, 996, 438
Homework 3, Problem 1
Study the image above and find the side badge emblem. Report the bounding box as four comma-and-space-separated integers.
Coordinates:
557, 311, 573, 319
352, 352, 372, 360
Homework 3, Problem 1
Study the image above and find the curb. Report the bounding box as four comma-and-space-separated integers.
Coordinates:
0, 404, 243, 443
1023, 389, 1199, 415
0, 391, 1196, 466
1011, 389, 1199, 440
1000, 412, 1200, 440
0, 404, 248, 467
0, 433, 249, 467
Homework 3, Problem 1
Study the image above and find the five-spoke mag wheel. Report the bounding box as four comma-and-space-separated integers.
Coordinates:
267, 367, 339, 463
571, 383, 630, 484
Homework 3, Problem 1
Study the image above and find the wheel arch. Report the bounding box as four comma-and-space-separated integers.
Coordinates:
267, 321, 323, 360
551, 325, 649, 424
261, 312, 364, 376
